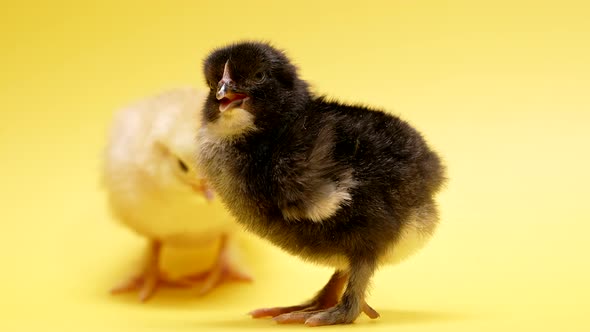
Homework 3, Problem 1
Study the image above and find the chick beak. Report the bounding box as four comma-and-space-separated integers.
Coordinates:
216, 83, 228, 100
191, 179, 214, 202
216, 61, 249, 113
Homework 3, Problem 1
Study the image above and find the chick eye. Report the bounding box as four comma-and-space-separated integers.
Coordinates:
253, 71, 265, 82
177, 159, 189, 173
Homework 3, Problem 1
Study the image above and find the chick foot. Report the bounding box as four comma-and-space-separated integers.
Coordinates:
275, 301, 376, 326
269, 300, 378, 326
250, 270, 379, 326
111, 241, 192, 301
180, 234, 252, 295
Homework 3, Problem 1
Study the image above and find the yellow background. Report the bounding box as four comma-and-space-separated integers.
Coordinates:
1, 0, 589, 331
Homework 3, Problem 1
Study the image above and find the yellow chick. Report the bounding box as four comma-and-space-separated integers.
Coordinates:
103, 87, 251, 301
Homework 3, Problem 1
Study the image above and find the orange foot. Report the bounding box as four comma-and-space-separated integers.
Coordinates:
249, 270, 378, 326
111, 235, 252, 301
272, 301, 378, 326
110, 241, 193, 301
181, 234, 252, 295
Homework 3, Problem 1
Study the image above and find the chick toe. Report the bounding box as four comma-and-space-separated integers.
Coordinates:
304, 306, 354, 327
274, 311, 319, 324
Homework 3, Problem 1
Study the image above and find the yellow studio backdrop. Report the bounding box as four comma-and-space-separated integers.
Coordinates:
1, 0, 589, 331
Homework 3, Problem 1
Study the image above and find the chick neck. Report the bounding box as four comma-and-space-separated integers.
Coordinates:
253, 79, 312, 134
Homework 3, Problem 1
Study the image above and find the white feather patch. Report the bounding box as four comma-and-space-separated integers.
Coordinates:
281, 183, 353, 223
305, 188, 352, 222
282, 172, 357, 223
207, 108, 257, 138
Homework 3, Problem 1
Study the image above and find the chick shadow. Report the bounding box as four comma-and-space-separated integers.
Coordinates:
102, 266, 468, 329
193, 308, 470, 330
106, 283, 254, 310
101, 262, 469, 328
100, 245, 469, 327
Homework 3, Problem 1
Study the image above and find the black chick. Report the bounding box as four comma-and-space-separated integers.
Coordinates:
198, 41, 446, 326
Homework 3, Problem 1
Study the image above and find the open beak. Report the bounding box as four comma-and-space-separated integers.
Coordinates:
216, 61, 249, 113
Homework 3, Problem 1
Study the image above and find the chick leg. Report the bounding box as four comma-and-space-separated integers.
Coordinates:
250, 269, 378, 323
273, 260, 379, 326
181, 234, 252, 295
110, 240, 192, 301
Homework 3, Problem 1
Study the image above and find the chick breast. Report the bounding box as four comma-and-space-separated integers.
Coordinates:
108, 182, 235, 248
